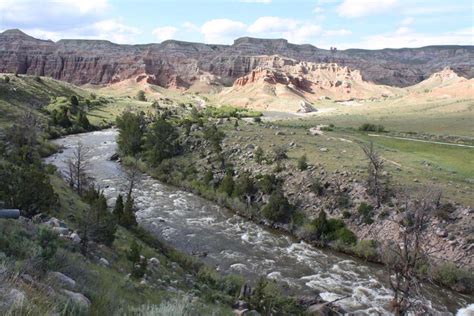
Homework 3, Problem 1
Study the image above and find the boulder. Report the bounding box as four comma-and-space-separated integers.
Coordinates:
297, 100, 317, 113
99, 258, 110, 267
0, 288, 27, 310
48, 271, 76, 290
62, 290, 91, 311
109, 153, 120, 161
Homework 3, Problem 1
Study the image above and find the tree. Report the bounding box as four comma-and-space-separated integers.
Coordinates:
121, 194, 137, 228
361, 142, 388, 208
233, 172, 256, 204
66, 142, 89, 196
116, 111, 146, 156
124, 158, 141, 197
297, 154, 308, 171
381, 190, 438, 315
261, 190, 294, 223
70, 95, 79, 114
136, 90, 146, 101
219, 171, 235, 196
113, 194, 124, 221
144, 118, 179, 166
0, 163, 58, 218
77, 111, 91, 130
203, 125, 225, 155
254, 147, 264, 164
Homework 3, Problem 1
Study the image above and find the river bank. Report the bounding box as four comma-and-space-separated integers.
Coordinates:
46, 129, 471, 314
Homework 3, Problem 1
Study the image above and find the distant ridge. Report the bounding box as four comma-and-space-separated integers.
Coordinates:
0, 29, 473, 87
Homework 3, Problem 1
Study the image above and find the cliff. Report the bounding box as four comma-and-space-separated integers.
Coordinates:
1, 29, 473, 88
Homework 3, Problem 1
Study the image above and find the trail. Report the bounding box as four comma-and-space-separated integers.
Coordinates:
367, 134, 474, 148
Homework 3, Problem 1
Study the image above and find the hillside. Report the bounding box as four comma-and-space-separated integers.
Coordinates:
0, 29, 473, 89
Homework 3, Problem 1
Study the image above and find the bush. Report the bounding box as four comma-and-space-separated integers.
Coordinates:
359, 123, 385, 132
310, 178, 324, 196
432, 263, 474, 292
262, 191, 294, 223
297, 154, 308, 171
342, 210, 352, 219
352, 240, 378, 261
219, 172, 235, 196
335, 227, 357, 245
137, 90, 146, 101
254, 147, 264, 164
4, 75, 10, 83
358, 202, 374, 224
257, 174, 280, 194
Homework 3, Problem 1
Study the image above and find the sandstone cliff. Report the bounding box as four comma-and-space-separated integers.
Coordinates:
1, 29, 473, 89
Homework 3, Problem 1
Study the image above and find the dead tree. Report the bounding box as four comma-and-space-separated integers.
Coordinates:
382, 189, 438, 315
124, 157, 141, 198
66, 142, 90, 196
361, 142, 385, 207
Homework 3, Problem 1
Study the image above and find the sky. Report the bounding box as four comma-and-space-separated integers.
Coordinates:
0, 0, 472, 49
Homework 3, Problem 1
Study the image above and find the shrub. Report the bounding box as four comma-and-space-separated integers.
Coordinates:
253, 117, 262, 123
136, 90, 146, 101
257, 174, 280, 194
342, 210, 352, 219
310, 178, 324, 196
262, 191, 294, 223
358, 202, 374, 224
37, 227, 58, 261
273, 146, 288, 162
219, 172, 235, 196
432, 263, 474, 291
359, 123, 385, 132
352, 240, 378, 261
297, 154, 308, 171
335, 227, 357, 245
4, 75, 10, 83
254, 147, 264, 164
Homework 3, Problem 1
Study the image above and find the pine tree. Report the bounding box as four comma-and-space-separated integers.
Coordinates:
121, 194, 137, 228
113, 194, 124, 221
70, 95, 79, 114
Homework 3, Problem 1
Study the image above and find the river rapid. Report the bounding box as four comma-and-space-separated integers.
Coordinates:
45, 129, 471, 315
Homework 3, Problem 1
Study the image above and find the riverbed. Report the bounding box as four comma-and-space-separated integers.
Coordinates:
45, 129, 470, 314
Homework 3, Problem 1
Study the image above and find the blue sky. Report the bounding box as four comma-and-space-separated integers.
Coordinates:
0, 0, 472, 49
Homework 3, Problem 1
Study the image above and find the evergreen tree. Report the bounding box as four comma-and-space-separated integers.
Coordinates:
116, 111, 145, 156
113, 194, 124, 221
121, 194, 137, 228
144, 118, 179, 166
136, 90, 146, 101
254, 147, 264, 164
219, 171, 235, 196
70, 95, 79, 114
297, 154, 308, 171
78, 111, 91, 130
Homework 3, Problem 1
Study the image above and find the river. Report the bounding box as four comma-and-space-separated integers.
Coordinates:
45, 129, 471, 315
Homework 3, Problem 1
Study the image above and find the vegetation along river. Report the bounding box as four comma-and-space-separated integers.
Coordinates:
45, 129, 471, 315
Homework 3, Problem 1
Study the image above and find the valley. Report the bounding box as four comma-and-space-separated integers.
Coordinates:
0, 28, 473, 315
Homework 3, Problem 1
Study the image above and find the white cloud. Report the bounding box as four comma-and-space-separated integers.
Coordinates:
62, 0, 109, 14
21, 19, 141, 44
313, 6, 325, 14
338, 0, 399, 18
400, 17, 414, 26
201, 19, 247, 43
323, 29, 352, 36
338, 27, 474, 49
247, 16, 322, 43
152, 26, 178, 41
182, 22, 200, 32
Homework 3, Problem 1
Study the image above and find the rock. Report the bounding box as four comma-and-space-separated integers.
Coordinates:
436, 229, 448, 238
297, 100, 317, 113
62, 290, 91, 311
99, 258, 110, 267
246, 144, 256, 150
44, 217, 68, 228
275, 131, 284, 136
413, 178, 419, 183
109, 153, 120, 161
149, 257, 160, 270
0, 288, 27, 310
320, 148, 328, 152
233, 300, 249, 310
51, 226, 69, 235
307, 303, 332, 316
48, 271, 76, 290
69, 232, 81, 244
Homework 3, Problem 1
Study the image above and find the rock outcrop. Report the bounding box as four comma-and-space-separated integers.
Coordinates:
1, 29, 472, 88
